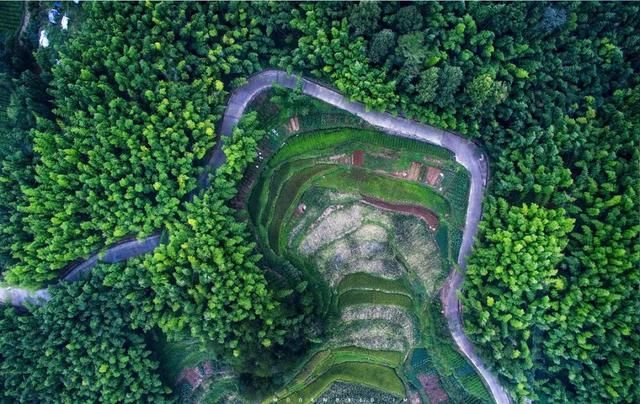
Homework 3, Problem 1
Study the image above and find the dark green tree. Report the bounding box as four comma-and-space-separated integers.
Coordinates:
0, 265, 170, 402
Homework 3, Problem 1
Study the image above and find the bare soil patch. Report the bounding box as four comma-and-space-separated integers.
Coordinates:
407, 162, 422, 181
286, 116, 300, 133
390, 162, 422, 182
425, 166, 444, 186
418, 374, 449, 404
352, 150, 365, 166
177, 360, 215, 390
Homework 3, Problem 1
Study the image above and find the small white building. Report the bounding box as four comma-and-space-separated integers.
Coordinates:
39, 30, 49, 48
61, 15, 69, 31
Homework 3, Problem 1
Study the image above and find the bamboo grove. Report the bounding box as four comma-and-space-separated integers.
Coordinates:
0, 2, 637, 402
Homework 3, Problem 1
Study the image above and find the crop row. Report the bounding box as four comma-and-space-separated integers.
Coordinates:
0, 3, 23, 34
316, 167, 450, 217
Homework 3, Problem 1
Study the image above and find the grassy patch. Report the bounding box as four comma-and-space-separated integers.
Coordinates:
281, 362, 405, 402
268, 128, 453, 168
337, 273, 412, 296
310, 347, 403, 380
267, 164, 335, 252
199, 377, 242, 404
267, 129, 362, 167
286, 350, 333, 390
259, 159, 314, 230
149, 333, 218, 385
317, 382, 403, 404
339, 289, 414, 311
279, 347, 403, 399
315, 167, 449, 216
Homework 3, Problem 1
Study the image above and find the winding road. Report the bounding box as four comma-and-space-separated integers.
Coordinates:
0, 70, 510, 404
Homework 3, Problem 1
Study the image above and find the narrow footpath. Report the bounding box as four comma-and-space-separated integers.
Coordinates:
0, 69, 510, 404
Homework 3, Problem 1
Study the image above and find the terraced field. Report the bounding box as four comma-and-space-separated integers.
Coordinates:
0, 2, 25, 124
0, 2, 23, 35
248, 104, 491, 403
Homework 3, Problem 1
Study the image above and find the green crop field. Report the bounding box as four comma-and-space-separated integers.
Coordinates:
267, 128, 454, 168
339, 289, 414, 310
275, 361, 405, 403
266, 163, 334, 252
338, 272, 412, 296
0, 2, 23, 34
315, 167, 450, 216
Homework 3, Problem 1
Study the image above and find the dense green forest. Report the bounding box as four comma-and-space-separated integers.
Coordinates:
0, 264, 170, 402
0, 2, 637, 402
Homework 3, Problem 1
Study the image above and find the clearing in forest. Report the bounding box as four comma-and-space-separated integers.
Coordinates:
245, 91, 490, 404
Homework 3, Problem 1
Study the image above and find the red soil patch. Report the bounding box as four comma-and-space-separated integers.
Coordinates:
361, 196, 439, 230
352, 150, 365, 166
407, 162, 422, 181
418, 374, 449, 404
287, 116, 300, 133
425, 166, 443, 186
179, 367, 203, 389
176, 360, 215, 390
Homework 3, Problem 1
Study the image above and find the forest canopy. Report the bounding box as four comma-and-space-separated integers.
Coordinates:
0, 1, 637, 402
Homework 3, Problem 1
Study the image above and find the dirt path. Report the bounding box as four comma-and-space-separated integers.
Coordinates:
0, 70, 508, 404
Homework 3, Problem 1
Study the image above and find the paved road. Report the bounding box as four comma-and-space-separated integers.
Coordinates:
0, 70, 509, 404
0, 235, 162, 305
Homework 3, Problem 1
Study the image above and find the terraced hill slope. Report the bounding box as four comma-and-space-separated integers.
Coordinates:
249, 125, 491, 403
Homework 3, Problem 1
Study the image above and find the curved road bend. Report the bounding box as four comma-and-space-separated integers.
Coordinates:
0, 235, 162, 306
0, 69, 509, 404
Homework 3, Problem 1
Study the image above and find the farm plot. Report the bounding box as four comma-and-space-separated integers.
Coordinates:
277, 361, 405, 403
0, 2, 24, 120
0, 2, 23, 35
316, 382, 403, 403
338, 272, 412, 296
315, 167, 450, 217
339, 289, 414, 310
270, 347, 405, 402
248, 127, 487, 403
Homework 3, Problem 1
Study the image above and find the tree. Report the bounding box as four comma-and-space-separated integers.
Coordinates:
466, 72, 509, 112
368, 29, 396, 64
0, 265, 170, 402
3, 1, 276, 285
416, 67, 441, 104
462, 199, 574, 399
287, 6, 398, 111
393, 5, 424, 34
435, 65, 463, 108
349, 1, 381, 37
